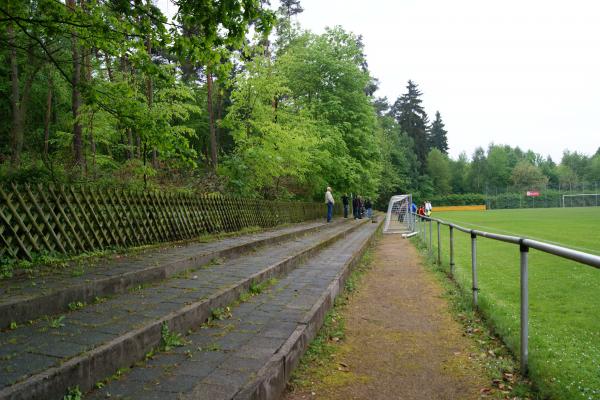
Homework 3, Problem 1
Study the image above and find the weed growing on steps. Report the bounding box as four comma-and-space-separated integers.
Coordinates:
67, 301, 86, 311
62, 386, 82, 400
210, 307, 233, 321
87, 269, 280, 395
160, 322, 185, 351
47, 315, 65, 329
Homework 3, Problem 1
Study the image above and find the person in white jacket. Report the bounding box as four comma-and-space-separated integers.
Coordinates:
325, 187, 335, 222
425, 201, 432, 216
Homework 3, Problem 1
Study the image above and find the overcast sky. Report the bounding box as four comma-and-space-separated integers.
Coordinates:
292, 0, 600, 161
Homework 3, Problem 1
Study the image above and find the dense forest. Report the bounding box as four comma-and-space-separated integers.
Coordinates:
1, 0, 599, 207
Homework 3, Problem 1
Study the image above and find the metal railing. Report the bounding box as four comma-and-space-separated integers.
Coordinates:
412, 213, 600, 374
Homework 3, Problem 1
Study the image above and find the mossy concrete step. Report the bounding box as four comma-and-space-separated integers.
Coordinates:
0, 218, 368, 400
84, 218, 382, 400
0, 220, 346, 328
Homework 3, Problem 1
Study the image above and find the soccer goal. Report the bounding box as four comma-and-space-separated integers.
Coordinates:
562, 193, 600, 208
384, 194, 415, 234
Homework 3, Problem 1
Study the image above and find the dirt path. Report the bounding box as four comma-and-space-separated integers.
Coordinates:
284, 234, 490, 400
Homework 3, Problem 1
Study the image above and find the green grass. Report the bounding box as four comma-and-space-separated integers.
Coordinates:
424, 207, 600, 400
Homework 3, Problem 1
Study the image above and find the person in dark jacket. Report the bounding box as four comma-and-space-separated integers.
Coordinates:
352, 195, 360, 219
358, 196, 363, 219
342, 194, 349, 218
365, 198, 373, 219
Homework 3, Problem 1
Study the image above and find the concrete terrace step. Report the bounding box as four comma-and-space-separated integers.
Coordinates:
85, 218, 381, 400
0, 218, 368, 400
0, 220, 345, 328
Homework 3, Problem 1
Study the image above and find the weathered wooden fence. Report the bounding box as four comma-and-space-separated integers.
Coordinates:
0, 184, 335, 262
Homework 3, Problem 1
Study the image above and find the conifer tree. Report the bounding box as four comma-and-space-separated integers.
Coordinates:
391, 80, 430, 172
429, 111, 449, 154
279, 0, 304, 19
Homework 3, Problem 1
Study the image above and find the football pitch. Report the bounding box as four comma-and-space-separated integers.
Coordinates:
428, 207, 600, 400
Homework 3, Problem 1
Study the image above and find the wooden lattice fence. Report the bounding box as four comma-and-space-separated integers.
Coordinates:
0, 184, 334, 262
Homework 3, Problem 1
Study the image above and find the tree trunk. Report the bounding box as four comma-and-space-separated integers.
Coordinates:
207, 66, 218, 170
8, 22, 23, 168
136, 133, 141, 159
216, 84, 223, 148
145, 23, 158, 169
89, 113, 96, 178
84, 45, 93, 177
126, 128, 133, 160
43, 78, 53, 159
104, 52, 114, 81
68, 0, 84, 170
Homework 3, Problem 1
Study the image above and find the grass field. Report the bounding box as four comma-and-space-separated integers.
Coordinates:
424, 208, 600, 400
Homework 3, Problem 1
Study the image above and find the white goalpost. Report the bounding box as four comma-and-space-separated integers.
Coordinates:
562, 193, 600, 208
384, 194, 415, 234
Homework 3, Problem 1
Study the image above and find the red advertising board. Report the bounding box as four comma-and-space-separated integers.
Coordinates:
526, 191, 540, 197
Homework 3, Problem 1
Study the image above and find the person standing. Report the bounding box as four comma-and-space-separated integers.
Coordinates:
358, 196, 363, 219
365, 198, 373, 219
352, 195, 360, 219
325, 187, 335, 223
425, 200, 432, 216
342, 193, 349, 218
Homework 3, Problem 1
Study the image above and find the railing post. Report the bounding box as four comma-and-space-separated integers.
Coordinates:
416, 216, 419, 236
520, 243, 529, 374
471, 232, 478, 307
449, 226, 455, 276
428, 219, 432, 254
437, 221, 441, 265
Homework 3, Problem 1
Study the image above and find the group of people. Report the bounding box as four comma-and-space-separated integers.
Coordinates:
416, 200, 433, 217
325, 187, 373, 223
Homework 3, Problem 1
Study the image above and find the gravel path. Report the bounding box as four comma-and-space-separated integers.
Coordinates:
284, 234, 490, 400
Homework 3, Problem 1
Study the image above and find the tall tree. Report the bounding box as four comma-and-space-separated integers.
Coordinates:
279, 0, 304, 19
66, 0, 84, 170
511, 161, 548, 189
427, 148, 451, 194
429, 111, 448, 154
391, 80, 430, 172
173, 0, 275, 170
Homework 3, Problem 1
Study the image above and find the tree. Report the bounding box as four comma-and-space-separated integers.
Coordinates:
390, 80, 430, 172
450, 152, 469, 193
222, 53, 318, 197
279, 0, 304, 19
429, 111, 448, 154
585, 154, 600, 183
427, 148, 451, 194
560, 150, 589, 182
557, 165, 578, 189
485, 144, 513, 189
539, 156, 558, 186
173, 0, 275, 170
467, 147, 487, 192
277, 27, 382, 198
511, 161, 548, 189
375, 113, 416, 208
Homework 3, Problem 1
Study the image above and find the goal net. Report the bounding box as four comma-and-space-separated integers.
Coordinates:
562, 193, 600, 208
384, 194, 415, 234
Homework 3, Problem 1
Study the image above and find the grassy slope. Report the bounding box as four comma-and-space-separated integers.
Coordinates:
430, 208, 600, 400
